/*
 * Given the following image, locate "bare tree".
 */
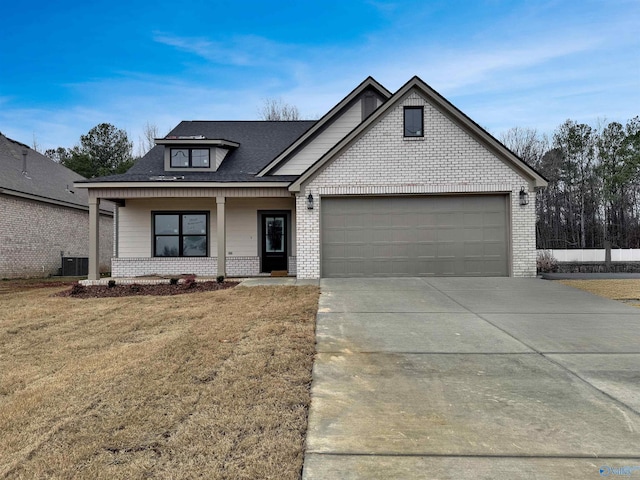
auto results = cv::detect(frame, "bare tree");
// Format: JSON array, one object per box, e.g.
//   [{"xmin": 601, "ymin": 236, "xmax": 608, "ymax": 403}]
[
  {"xmin": 258, "ymin": 98, "xmax": 300, "ymax": 121},
  {"xmin": 31, "ymin": 133, "xmax": 42, "ymax": 153},
  {"xmin": 138, "ymin": 122, "xmax": 160, "ymax": 156},
  {"xmin": 499, "ymin": 127, "xmax": 549, "ymax": 165}
]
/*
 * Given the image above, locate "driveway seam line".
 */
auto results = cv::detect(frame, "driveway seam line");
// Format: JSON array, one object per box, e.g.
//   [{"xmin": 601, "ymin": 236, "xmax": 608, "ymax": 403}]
[
  {"xmin": 305, "ymin": 452, "xmax": 640, "ymax": 459},
  {"xmin": 421, "ymin": 279, "xmax": 640, "ymax": 418},
  {"xmin": 316, "ymin": 351, "xmax": 640, "ymax": 355}
]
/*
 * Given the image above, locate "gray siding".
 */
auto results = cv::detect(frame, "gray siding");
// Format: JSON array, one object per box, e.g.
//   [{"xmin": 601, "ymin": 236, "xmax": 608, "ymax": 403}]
[{"xmin": 274, "ymin": 101, "xmax": 363, "ymax": 175}]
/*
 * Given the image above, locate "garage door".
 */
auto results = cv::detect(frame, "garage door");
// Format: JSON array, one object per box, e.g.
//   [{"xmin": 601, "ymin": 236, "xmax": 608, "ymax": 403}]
[{"xmin": 321, "ymin": 195, "xmax": 508, "ymax": 277}]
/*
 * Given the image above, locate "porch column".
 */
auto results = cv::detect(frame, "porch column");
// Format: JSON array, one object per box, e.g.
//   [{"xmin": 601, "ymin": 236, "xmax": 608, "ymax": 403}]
[
  {"xmin": 216, "ymin": 196, "xmax": 226, "ymax": 277},
  {"xmin": 88, "ymin": 197, "xmax": 100, "ymax": 281}
]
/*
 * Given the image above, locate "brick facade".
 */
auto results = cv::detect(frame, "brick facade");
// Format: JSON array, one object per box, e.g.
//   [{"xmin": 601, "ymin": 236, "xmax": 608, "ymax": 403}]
[
  {"xmin": 111, "ymin": 256, "xmax": 297, "ymax": 278},
  {"xmin": 0, "ymin": 194, "xmax": 113, "ymax": 278},
  {"xmin": 295, "ymin": 91, "xmax": 537, "ymax": 279}
]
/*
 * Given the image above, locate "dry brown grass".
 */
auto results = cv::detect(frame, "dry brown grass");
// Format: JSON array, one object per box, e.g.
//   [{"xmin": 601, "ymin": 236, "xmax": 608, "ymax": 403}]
[
  {"xmin": 0, "ymin": 284, "xmax": 319, "ymax": 479},
  {"xmin": 558, "ymin": 279, "xmax": 640, "ymax": 307}
]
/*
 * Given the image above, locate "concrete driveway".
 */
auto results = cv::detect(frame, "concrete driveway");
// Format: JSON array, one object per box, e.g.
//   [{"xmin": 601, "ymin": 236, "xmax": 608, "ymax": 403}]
[{"xmin": 302, "ymin": 278, "xmax": 640, "ymax": 479}]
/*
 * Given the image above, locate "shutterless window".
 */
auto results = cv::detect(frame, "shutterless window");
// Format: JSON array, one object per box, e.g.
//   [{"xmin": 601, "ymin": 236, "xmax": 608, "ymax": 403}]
[
  {"xmin": 404, "ymin": 106, "xmax": 424, "ymax": 137},
  {"xmin": 170, "ymin": 148, "xmax": 210, "ymax": 168},
  {"xmin": 153, "ymin": 212, "xmax": 208, "ymax": 257}
]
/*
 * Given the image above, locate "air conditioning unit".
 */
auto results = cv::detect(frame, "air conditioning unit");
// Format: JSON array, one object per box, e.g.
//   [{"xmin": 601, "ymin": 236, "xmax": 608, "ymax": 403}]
[{"xmin": 61, "ymin": 257, "xmax": 89, "ymax": 276}]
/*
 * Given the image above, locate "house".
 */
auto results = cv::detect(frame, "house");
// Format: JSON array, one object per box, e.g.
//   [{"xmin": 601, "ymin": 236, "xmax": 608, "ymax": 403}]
[
  {"xmin": 0, "ymin": 133, "xmax": 113, "ymax": 278},
  {"xmin": 75, "ymin": 76, "xmax": 547, "ymax": 281}
]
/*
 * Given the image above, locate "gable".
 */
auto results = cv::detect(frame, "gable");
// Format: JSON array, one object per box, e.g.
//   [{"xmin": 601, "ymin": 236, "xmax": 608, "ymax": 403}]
[
  {"xmin": 272, "ymin": 97, "xmax": 365, "ymax": 175},
  {"xmin": 290, "ymin": 77, "xmax": 547, "ymax": 192},
  {"xmin": 307, "ymin": 90, "xmax": 531, "ymax": 189},
  {"xmin": 259, "ymin": 77, "xmax": 391, "ymax": 177}
]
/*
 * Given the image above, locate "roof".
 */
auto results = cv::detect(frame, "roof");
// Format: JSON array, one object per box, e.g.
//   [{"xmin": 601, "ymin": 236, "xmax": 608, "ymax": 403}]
[
  {"xmin": 289, "ymin": 76, "xmax": 548, "ymax": 191},
  {"xmin": 79, "ymin": 120, "xmax": 316, "ymax": 184},
  {"xmin": 0, "ymin": 133, "xmax": 111, "ymax": 211},
  {"xmin": 76, "ymin": 76, "xmax": 546, "ymax": 191}
]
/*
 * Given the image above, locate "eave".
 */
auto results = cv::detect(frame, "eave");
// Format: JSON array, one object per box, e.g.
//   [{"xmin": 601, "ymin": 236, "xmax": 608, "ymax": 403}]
[
  {"xmin": 74, "ymin": 181, "xmax": 292, "ymax": 189},
  {"xmin": 154, "ymin": 138, "xmax": 240, "ymax": 148},
  {"xmin": 0, "ymin": 187, "xmax": 113, "ymax": 215}
]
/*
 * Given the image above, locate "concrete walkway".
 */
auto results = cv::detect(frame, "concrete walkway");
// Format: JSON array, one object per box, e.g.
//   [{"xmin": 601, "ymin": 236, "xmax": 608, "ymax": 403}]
[{"xmin": 303, "ymin": 278, "xmax": 640, "ymax": 479}]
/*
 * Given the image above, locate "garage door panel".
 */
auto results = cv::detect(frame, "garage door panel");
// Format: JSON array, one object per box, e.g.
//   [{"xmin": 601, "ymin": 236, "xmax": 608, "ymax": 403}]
[
  {"xmin": 322, "ymin": 195, "xmax": 508, "ymax": 277},
  {"xmin": 483, "ymin": 226, "xmax": 506, "ymax": 242}
]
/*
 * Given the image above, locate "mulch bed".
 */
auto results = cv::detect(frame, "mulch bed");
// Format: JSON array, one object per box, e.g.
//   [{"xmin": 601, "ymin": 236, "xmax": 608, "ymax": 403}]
[{"xmin": 55, "ymin": 281, "xmax": 239, "ymax": 298}]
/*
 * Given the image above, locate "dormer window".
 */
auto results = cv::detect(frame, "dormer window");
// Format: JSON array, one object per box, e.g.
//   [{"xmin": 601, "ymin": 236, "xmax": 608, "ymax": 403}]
[
  {"xmin": 158, "ymin": 138, "xmax": 239, "ymax": 172},
  {"xmin": 170, "ymin": 148, "xmax": 210, "ymax": 168}
]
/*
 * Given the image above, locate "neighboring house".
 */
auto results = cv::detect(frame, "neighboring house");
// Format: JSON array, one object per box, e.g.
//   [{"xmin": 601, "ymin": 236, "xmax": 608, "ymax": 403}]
[
  {"xmin": 0, "ymin": 133, "xmax": 113, "ymax": 278},
  {"xmin": 76, "ymin": 76, "xmax": 547, "ymax": 281}
]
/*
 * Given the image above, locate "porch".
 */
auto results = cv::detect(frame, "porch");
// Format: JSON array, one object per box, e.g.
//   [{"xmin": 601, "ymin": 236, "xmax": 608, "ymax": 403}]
[{"xmin": 85, "ymin": 185, "xmax": 298, "ymax": 280}]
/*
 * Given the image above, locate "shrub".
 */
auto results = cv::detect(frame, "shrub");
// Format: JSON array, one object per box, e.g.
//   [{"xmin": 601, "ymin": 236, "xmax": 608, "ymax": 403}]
[
  {"xmin": 183, "ymin": 275, "xmax": 197, "ymax": 288},
  {"xmin": 107, "ymin": 280, "xmax": 116, "ymax": 288},
  {"xmin": 216, "ymin": 275, "xmax": 225, "ymax": 284},
  {"xmin": 537, "ymin": 250, "xmax": 558, "ymax": 273},
  {"xmin": 169, "ymin": 278, "xmax": 179, "ymax": 285}
]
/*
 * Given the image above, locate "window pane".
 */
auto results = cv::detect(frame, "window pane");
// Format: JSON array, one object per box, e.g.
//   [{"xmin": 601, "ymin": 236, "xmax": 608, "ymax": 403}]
[
  {"xmin": 404, "ymin": 108, "xmax": 423, "ymax": 136},
  {"xmin": 266, "ymin": 217, "xmax": 284, "ymax": 253},
  {"xmin": 170, "ymin": 149, "xmax": 189, "ymax": 167},
  {"xmin": 182, "ymin": 214, "xmax": 207, "ymax": 234},
  {"xmin": 183, "ymin": 236, "xmax": 207, "ymax": 256},
  {"xmin": 155, "ymin": 214, "xmax": 179, "ymax": 234},
  {"xmin": 156, "ymin": 237, "xmax": 179, "ymax": 256},
  {"xmin": 191, "ymin": 149, "xmax": 209, "ymax": 167}
]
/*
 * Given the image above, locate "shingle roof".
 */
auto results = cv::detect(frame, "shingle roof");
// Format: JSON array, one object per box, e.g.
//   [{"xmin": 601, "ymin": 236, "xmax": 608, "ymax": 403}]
[
  {"xmin": 79, "ymin": 120, "xmax": 316, "ymax": 184},
  {"xmin": 0, "ymin": 133, "xmax": 94, "ymax": 209}
]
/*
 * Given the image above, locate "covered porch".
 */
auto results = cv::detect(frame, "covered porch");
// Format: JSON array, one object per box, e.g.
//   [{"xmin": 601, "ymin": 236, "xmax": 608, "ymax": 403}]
[{"xmin": 84, "ymin": 185, "xmax": 298, "ymax": 280}]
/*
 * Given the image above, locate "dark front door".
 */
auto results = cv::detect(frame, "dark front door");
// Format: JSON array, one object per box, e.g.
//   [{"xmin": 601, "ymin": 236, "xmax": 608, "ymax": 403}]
[{"xmin": 261, "ymin": 214, "xmax": 287, "ymax": 273}]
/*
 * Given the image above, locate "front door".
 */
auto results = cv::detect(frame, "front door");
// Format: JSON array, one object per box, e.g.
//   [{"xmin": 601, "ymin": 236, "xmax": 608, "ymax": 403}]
[{"xmin": 261, "ymin": 214, "xmax": 287, "ymax": 273}]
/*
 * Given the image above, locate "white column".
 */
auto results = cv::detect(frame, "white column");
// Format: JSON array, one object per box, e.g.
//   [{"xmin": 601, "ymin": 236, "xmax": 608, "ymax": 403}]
[
  {"xmin": 216, "ymin": 196, "xmax": 226, "ymax": 277},
  {"xmin": 88, "ymin": 197, "xmax": 100, "ymax": 280}
]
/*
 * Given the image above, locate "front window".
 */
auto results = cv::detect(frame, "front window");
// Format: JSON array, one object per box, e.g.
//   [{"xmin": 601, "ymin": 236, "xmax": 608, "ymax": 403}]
[
  {"xmin": 404, "ymin": 106, "xmax": 424, "ymax": 137},
  {"xmin": 153, "ymin": 212, "xmax": 208, "ymax": 257},
  {"xmin": 170, "ymin": 148, "xmax": 210, "ymax": 168}
]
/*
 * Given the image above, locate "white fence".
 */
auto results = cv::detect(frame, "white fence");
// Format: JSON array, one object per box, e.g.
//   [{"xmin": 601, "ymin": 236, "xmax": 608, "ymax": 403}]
[{"xmin": 538, "ymin": 249, "xmax": 640, "ymax": 262}]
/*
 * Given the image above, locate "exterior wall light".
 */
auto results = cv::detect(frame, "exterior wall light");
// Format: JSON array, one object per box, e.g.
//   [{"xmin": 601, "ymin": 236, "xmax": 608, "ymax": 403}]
[
  {"xmin": 307, "ymin": 193, "xmax": 314, "ymax": 210},
  {"xmin": 519, "ymin": 186, "xmax": 529, "ymax": 206}
]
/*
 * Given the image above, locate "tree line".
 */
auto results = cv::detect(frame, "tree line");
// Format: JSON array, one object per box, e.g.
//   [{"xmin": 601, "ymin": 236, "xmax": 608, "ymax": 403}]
[{"xmin": 500, "ymin": 117, "xmax": 640, "ymax": 249}]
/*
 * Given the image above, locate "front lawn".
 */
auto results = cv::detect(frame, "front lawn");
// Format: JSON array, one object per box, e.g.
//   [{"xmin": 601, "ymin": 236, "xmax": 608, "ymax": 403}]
[
  {"xmin": 0, "ymin": 284, "xmax": 319, "ymax": 479},
  {"xmin": 558, "ymin": 279, "xmax": 640, "ymax": 307}
]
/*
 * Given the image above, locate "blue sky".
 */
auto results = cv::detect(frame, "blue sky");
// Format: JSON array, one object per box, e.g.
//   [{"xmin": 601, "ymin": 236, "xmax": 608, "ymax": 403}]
[{"xmin": 1, "ymin": 0, "xmax": 638, "ymax": 154}]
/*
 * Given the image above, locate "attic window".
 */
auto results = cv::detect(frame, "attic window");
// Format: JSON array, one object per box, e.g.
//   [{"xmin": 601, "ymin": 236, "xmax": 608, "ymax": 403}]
[
  {"xmin": 170, "ymin": 148, "xmax": 210, "ymax": 168},
  {"xmin": 404, "ymin": 106, "xmax": 423, "ymax": 137}
]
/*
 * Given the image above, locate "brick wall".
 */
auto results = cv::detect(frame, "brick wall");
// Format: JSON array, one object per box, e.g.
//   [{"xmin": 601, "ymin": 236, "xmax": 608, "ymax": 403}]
[
  {"xmin": 112, "ymin": 256, "xmax": 297, "ymax": 277},
  {"xmin": 296, "ymin": 91, "xmax": 537, "ymax": 279},
  {"xmin": 112, "ymin": 257, "xmax": 218, "ymax": 277},
  {"xmin": 0, "ymin": 194, "xmax": 113, "ymax": 278}
]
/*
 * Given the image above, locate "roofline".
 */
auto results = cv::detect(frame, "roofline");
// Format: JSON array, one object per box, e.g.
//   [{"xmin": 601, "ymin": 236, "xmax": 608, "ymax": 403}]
[
  {"xmin": 74, "ymin": 181, "xmax": 293, "ymax": 189},
  {"xmin": 154, "ymin": 138, "xmax": 240, "ymax": 148},
  {"xmin": 0, "ymin": 188, "xmax": 113, "ymax": 215},
  {"xmin": 256, "ymin": 76, "xmax": 392, "ymax": 177},
  {"xmin": 289, "ymin": 76, "xmax": 548, "ymax": 192}
]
